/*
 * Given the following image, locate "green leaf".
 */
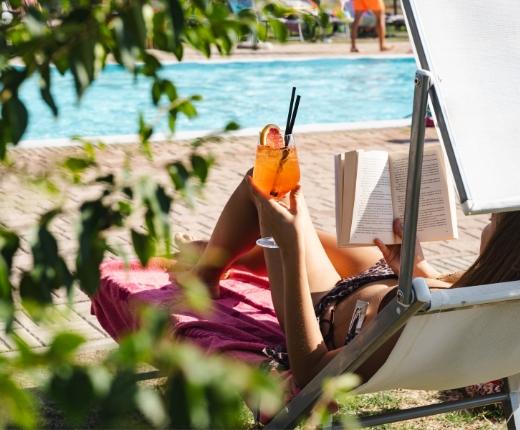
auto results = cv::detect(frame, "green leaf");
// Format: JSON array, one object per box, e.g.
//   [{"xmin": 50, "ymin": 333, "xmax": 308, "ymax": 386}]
[
  {"xmin": 109, "ymin": 332, "xmax": 152, "ymax": 367},
  {"xmin": 122, "ymin": 186, "xmax": 133, "ymax": 199},
  {"xmin": 172, "ymin": 43, "xmax": 184, "ymax": 61},
  {"xmin": 2, "ymin": 96, "xmax": 28, "ymax": 144},
  {"xmin": 138, "ymin": 114, "xmax": 153, "ymax": 141},
  {"xmin": 177, "ymin": 99, "xmax": 197, "ymax": 118},
  {"xmin": 155, "ymin": 184, "xmax": 172, "ymax": 214},
  {"xmin": 117, "ymin": 200, "xmax": 132, "ymax": 217},
  {"xmin": 11, "ymin": 333, "xmax": 41, "ymax": 367},
  {"xmin": 0, "ymin": 227, "xmax": 19, "ymax": 302},
  {"xmin": 76, "ymin": 200, "xmax": 111, "ymax": 295},
  {"xmin": 25, "ymin": 6, "xmax": 47, "ymax": 36},
  {"xmin": 70, "ymin": 35, "xmax": 96, "ymax": 99},
  {"xmin": 256, "ymin": 21, "xmax": 268, "ymax": 41},
  {"xmin": 137, "ymin": 180, "xmax": 172, "ymax": 257},
  {"xmin": 139, "ymin": 307, "xmax": 170, "ymax": 341},
  {"xmin": 135, "ymin": 388, "xmax": 168, "ymax": 428},
  {"xmin": 63, "ymin": 156, "xmax": 95, "ymax": 175},
  {"xmin": 224, "ymin": 121, "xmax": 240, "ymax": 131},
  {"xmin": 96, "ymin": 370, "xmax": 139, "ymax": 422},
  {"xmin": 164, "ymin": 372, "xmax": 192, "ymax": 428},
  {"xmin": 47, "ymin": 332, "xmax": 86, "ymax": 363},
  {"xmin": 151, "ymin": 80, "xmax": 161, "ymax": 106},
  {"xmin": 191, "ymin": 154, "xmax": 210, "ymax": 183},
  {"xmin": 138, "ymin": 113, "xmax": 153, "ymax": 158},
  {"xmin": 39, "ymin": 63, "xmax": 58, "ymax": 116},
  {"xmin": 95, "ymin": 174, "xmax": 114, "ymax": 185},
  {"xmin": 268, "ymin": 18, "xmax": 288, "ymax": 41},
  {"xmin": 176, "ymin": 272, "xmax": 211, "ymax": 313},
  {"xmin": 19, "ymin": 271, "xmax": 53, "ymax": 305},
  {"xmin": 131, "ymin": 229, "xmax": 155, "ymax": 266},
  {"xmin": 112, "ymin": 17, "xmax": 136, "ymax": 71},
  {"xmin": 167, "ymin": 0, "xmax": 185, "ymax": 44},
  {"xmin": 87, "ymin": 366, "xmax": 112, "ymax": 397},
  {"xmin": 21, "ymin": 210, "xmax": 74, "ymax": 306},
  {"xmin": 168, "ymin": 112, "xmax": 177, "ymax": 133},
  {"xmin": 0, "ymin": 301, "xmax": 15, "ymax": 333},
  {"xmin": 48, "ymin": 366, "xmax": 96, "ymax": 423},
  {"xmin": 125, "ymin": 3, "xmax": 147, "ymax": 51},
  {"xmin": 163, "ymin": 80, "xmax": 178, "ymax": 101},
  {"xmin": 112, "ymin": 3, "xmax": 147, "ymax": 72},
  {"xmin": 142, "ymin": 52, "xmax": 162, "ymax": 77},
  {"xmin": 167, "ymin": 161, "xmax": 190, "ymax": 191},
  {"xmin": 0, "ymin": 373, "xmax": 37, "ymax": 430}
]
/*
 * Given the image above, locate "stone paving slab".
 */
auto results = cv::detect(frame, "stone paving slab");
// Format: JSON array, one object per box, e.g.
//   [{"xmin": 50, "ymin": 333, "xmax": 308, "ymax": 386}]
[{"xmin": 0, "ymin": 126, "xmax": 488, "ymax": 353}]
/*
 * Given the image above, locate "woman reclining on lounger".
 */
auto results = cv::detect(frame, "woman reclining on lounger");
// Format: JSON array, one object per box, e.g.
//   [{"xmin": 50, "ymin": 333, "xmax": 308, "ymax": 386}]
[{"xmin": 168, "ymin": 170, "xmax": 520, "ymax": 389}]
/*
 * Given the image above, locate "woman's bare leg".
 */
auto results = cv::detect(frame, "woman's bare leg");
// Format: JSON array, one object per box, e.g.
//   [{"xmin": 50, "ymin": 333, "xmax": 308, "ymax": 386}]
[
  {"xmin": 191, "ymin": 174, "xmax": 261, "ymax": 297},
  {"xmin": 187, "ymin": 172, "xmax": 383, "ymax": 326},
  {"xmin": 315, "ymin": 231, "xmax": 384, "ymax": 278},
  {"xmin": 233, "ymin": 231, "xmax": 383, "ymax": 279}
]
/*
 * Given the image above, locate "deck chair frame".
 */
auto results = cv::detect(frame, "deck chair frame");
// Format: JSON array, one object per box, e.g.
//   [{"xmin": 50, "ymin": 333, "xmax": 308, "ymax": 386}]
[{"xmin": 264, "ymin": 28, "xmax": 520, "ymax": 430}]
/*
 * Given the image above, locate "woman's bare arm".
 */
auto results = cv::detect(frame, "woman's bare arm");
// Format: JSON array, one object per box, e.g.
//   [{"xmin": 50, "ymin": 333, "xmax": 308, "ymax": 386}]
[{"xmin": 280, "ymin": 238, "xmax": 331, "ymax": 387}]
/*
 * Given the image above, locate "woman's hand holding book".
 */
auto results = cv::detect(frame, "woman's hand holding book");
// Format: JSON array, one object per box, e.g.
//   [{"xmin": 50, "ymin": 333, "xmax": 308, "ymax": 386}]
[{"xmin": 374, "ymin": 218, "xmax": 440, "ymax": 279}]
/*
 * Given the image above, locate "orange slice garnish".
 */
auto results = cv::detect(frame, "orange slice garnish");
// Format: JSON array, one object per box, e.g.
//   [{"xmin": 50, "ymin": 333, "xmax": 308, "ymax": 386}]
[{"xmin": 259, "ymin": 124, "xmax": 284, "ymax": 149}]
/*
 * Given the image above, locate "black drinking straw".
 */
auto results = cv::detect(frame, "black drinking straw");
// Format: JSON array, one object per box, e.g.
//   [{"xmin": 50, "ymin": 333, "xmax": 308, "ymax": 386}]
[
  {"xmin": 287, "ymin": 95, "xmax": 301, "ymax": 136},
  {"xmin": 284, "ymin": 87, "xmax": 296, "ymax": 146}
]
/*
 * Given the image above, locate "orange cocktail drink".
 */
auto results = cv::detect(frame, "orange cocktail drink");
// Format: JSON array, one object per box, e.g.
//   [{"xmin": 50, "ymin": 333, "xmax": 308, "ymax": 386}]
[
  {"xmin": 252, "ymin": 125, "xmax": 300, "ymax": 199},
  {"xmin": 252, "ymin": 123, "xmax": 301, "ymax": 248},
  {"xmin": 253, "ymin": 144, "xmax": 300, "ymax": 198}
]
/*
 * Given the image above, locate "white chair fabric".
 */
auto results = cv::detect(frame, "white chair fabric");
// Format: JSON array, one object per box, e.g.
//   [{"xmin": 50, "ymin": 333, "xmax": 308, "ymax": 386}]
[
  {"xmin": 407, "ymin": 0, "xmax": 520, "ymax": 213},
  {"xmin": 356, "ymin": 280, "xmax": 520, "ymax": 394}
]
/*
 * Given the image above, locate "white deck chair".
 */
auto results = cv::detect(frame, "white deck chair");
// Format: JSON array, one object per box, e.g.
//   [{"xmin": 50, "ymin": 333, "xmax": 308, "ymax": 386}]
[
  {"xmin": 228, "ymin": 0, "xmax": 308, "ymax": 44},
  {"xmin": 265, "ymin": 0, "xmax": 520, "ymax": 428}
]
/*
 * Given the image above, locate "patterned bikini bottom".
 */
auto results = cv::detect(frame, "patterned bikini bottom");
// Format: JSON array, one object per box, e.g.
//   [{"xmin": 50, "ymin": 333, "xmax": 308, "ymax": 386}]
[{"xmin": 263, "ymin": 259, "xmax": 397, "ymax": 370}]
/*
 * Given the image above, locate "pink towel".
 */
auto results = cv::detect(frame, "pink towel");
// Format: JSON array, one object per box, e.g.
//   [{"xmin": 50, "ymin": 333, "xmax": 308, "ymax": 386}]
[{"xmin": 91, "ymin": 260, "xmax": 286, "ymax": 365}]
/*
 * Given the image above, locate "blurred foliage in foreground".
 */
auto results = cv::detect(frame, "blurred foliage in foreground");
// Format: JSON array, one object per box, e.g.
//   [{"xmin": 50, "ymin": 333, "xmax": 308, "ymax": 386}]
[{"xmin": 0, "ymin": 0, "xmax": 355, "ymax": 428}]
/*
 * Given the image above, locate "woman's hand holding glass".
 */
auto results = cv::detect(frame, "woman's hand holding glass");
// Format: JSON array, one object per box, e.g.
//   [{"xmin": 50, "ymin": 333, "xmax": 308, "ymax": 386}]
[{"xmin": 247, "ymin": 176, "xmax": 303, "ymax": 252}]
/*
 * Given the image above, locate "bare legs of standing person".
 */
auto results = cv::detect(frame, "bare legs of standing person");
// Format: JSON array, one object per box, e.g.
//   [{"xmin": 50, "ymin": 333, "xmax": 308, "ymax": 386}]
[
  {"xmin": 350, "ymin": 8, "xmax": 392, "ymax": 52},
  {"xmin": 350, "ymin": 10, "xmax": 363, "ymax": 52},
  {"xmin": 374, "ymin": 10, "xmax": 392, "ymax": 51}
]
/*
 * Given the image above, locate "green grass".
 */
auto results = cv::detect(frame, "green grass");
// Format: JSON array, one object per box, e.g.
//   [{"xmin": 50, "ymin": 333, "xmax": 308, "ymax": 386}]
[
  {"xmin": 334, "ymin": 389, "xmax": 507, "ymax": 430},
  {"xmin": 35, "ymin": 384, "xmax": 508, "ymax": 429}
]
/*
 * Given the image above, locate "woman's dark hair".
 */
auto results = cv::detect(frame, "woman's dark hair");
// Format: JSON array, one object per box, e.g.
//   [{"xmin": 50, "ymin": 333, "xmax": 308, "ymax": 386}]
[{"xmin": 454, "ymin": 211, "xmax": 520, "ymax": 287}]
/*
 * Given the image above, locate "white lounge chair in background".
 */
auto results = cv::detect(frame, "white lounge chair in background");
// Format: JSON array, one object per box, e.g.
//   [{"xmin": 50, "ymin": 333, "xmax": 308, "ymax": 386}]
[
  {"xmin": 1, "ymin": 0, "xmax": 15, "ymax": 25},
  {"xmin": 265, "ymin": 0, "xmax": 520, "ymax": 428},
  {"xmin": 228, "ymin": 0, "xmax": 308, "ymax": 43}
]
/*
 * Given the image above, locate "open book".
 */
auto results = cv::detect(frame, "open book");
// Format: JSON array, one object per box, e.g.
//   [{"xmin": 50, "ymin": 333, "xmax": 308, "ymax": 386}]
[{"xmin": 335, "ymin": 144, "xmax": 458, "ymax": 246}]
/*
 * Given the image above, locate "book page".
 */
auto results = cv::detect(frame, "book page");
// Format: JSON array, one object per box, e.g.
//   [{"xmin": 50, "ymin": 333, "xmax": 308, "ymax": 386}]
[
  {"xmin": 334, "ymin": 153, "xmax": 345, "ymax": 243},
  {"xmin": 349, "ymin": 151, "xmax": 394, "ymax": 244},
  {"xmin": 389, "ymin": 144, "xmax": 458, "ymax": 243},
  {"xmin": 338, "ymin": 151, "xmax": 360, "ymax": 246}
]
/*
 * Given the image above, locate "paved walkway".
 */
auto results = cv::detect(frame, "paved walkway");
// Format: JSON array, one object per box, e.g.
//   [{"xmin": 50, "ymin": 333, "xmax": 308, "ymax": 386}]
[
  {"xmin": 0, "ymin": 125, "xmax": 488, "ymax": 354},
  {"xmin": 155, "ymin": 39, "xmax": 413, "ymax": 62}
]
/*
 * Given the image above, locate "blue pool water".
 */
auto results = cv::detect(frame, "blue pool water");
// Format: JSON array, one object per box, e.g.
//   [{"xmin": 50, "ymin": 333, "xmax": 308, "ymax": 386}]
[{"xmin": 20, "ymin": 57, "xmax": 416, "ymax": 141}]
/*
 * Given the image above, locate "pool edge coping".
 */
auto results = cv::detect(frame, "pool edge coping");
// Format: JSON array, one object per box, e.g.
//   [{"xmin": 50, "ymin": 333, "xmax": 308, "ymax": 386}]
[
  {"xmin": 154, "ymin": 53, "xmax": 415, "ymax": 65},
  {"xmin": 17, "ymin": 119, "xmax": 411, "ymax": 149}
]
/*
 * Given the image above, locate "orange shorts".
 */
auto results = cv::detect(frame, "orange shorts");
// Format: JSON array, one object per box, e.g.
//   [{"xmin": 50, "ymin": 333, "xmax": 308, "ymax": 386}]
[{"xmin": 353, "ymin": 0, "xmax": 384, "ymax": 12}]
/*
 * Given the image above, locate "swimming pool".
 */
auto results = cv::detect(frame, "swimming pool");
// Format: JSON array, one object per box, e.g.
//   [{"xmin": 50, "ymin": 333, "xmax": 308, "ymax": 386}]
[{"xmin": 20, "ymin": 56, "xmax": 416, "ymax": 142}]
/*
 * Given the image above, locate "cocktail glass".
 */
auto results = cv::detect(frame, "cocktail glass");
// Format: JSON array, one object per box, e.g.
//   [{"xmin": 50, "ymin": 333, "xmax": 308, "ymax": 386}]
[{"xmin": 252, "ymin": 134, "xmax": 300, "ymax": 248}]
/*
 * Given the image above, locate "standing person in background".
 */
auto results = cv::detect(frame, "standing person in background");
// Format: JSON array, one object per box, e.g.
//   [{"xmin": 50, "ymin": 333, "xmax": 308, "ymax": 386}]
[{"xmin": 350, "ymin": 0, "xmax": 392, "ymax": 52}]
